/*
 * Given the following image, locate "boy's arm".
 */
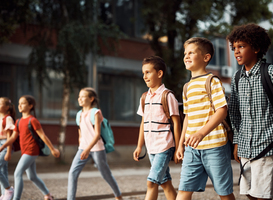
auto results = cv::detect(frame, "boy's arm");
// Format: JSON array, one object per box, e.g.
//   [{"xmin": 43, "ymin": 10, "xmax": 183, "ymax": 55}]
[
  {"xmin": 133, "ymin": 117, "xmax": 145, "ymax": 161},
  {"xmin": 176, "ymin": 114, "xmax": 187, "ymax": 161},
  {"xmin": 185, "ymin": 105, "xmax": 227, "ymax": 148},
  {"xmin": 171, "ymin": 115, "xmax": 181, "ymax": 164}
]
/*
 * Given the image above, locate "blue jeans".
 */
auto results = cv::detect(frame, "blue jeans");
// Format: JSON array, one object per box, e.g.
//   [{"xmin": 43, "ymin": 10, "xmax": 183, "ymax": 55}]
[
  {"xmin": 13, "ymin": 154, "xmax": 49, "ymax": 200},
  {"xmin": 67, "ymin": 149, "xmax": 121, "ymax": 200},
  {"xmin": 147, "ymin": 147, "xmax": 174, "ymax": 185},
  {"xmin": 0, "ymin": 139, "xmax": 9, "ymax": 196}
]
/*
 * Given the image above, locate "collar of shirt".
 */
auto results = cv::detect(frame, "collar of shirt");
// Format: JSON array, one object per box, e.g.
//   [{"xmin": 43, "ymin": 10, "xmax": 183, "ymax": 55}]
[
  {"xmin": 241, "ymin": 59, "xmax": 262, "ymax": 78},
  {"xmin": 147, "ymin": 84, "xmax": 166, "ymax": 97}
]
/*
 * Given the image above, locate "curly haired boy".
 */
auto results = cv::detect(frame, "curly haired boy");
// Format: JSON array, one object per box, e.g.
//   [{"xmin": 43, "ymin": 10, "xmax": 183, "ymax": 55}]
[{"xmin": 227, "ymin": 23, "xmax": 273, "ymax": 200}]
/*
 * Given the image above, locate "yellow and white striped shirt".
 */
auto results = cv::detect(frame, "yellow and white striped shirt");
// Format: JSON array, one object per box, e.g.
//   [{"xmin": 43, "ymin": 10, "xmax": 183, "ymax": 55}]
[{"xmin": 183, "ymin": 73, "xmax": 227, "ymax": 149}]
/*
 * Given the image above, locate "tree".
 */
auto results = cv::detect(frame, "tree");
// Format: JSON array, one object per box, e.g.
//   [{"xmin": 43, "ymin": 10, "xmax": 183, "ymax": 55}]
[
  {"xmin": 25, "ymin": 0, "xmax": 123, "ymax": 162},
  {"xmin": 140, "ymin": 0, "xmax": 273, "ymax": 100}
]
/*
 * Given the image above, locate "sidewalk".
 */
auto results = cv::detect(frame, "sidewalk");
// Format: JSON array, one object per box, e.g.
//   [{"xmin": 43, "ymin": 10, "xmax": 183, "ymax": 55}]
[{"xmin": 7, "ymin": 160, "xmax": 248, "ymax": 200}]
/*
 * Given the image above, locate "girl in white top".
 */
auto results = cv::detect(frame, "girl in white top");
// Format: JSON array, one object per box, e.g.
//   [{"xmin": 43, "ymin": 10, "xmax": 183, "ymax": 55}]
[
  {"xmin": 67, "ymin": 87, "xmax": 122, "ymax": 200},
  {"xmin": 0, "ymin": 97, "xmax": 15, "ymax": 200}
]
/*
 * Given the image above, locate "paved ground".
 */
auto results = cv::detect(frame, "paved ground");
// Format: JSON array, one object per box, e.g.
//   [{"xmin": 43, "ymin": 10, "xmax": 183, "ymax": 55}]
[{"xmin": 6, "ymin": 160, "xmax": 248, "ymax": 200}]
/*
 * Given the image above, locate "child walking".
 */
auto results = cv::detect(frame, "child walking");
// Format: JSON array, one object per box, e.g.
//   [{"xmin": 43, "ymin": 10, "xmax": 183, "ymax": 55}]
[
  {"xmin": 176, "ymin": 37, "xmax": 235, "ymax": 200},
  {"xmin": 67, "ymin": 87, "xmax": 123, "ymax": 200},
  {"xmin": 0, "ymin": 97, "xmax": 15, "ymax": 200},
  {"xmin": 0, "ymin": 95, "xmax": 60, "ymax": 200},
  {"xmin": 133, "ymin": 56, "xmax": 181, "ymax": 200},
  {"xmin": 227, "ymin": 24, "xmax": 273, "ymax": 200}
]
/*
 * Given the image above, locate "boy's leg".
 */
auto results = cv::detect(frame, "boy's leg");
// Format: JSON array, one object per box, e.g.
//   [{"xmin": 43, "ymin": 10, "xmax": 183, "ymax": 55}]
[
  {"xmin": 240, "ymin": 156, "xmax": 273, "ymax": 200},
  {"xmin": 147, "ymin": 148, "xmax": 174, "ymax": 200},
  {"xmin": 203, "ymin": 143, "xmax": 234, "ymax": 197},
  {"xmin": 161, "ymin": 180, "xmax": 176, "ymax": 200},
  {"xmin": 176, "ymin": 191, "xmax": 193, "ymax": 200},
  {"xmin": 145, "ymin": 181, "xmax": 158, "ymax": 200}
]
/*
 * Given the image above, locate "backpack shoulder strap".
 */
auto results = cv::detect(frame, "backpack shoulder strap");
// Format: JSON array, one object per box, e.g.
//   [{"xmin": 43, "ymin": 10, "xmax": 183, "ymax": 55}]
[
  {"xmin": 90, "ymin": 108, "xmax": 99, "ymax": 125},
  {"xmin": 261, "ymin": 63, "xmax": 273, "ymax": 107},
  {"xmin": 205, "ymin": 74, "xmax": 221, "ymax": 111},
  {"xmin": 161, "ymin": 89, "xmax": 175, "ymax": 119},
  {"xmin": 28, "ymin": 117, "xmax": 39, "ymax": 142},
  {"xmin": 183, "ymin": 82, "xmax": 189, "ymax": 101},
  {"xmin": 16, "ymin": 118, "xmax": 21, "ymax": 132},
  {"xmin": 141, "ymin": 92, "xmax": 148, "ymax": 113},
  {"xmin": 235, "ymin": 69, "xmax": 241, "ymax": 92},
  {"xmin": 76, "ymin": 110, "xmax": 82, "ymax": 126}
]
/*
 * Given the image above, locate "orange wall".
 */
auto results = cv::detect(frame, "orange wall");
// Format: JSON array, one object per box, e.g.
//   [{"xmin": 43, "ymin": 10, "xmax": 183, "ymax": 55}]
[{"xmin": 42, "ymin": 124, "xmax": 139, "ymax": 146}]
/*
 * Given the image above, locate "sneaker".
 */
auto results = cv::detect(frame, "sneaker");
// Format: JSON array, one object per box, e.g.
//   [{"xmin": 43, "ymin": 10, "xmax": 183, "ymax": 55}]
[
  {"xmin": 44, "ymin": 194, "xmax": 54, "ymax": 200},
  {"xmin": 3, "ymin": 187, "xmax": 13, "ymax": 200}
]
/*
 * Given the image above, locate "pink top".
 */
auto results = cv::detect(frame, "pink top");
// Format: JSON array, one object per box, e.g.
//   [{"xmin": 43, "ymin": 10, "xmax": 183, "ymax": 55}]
[
  {"xmin": 137, "ymin": 84, "xmax": 179, "ymax": 154},
  {"xmin": 0, "ymin": 116, "xmax": 15, "ymax": 139},
  {"xmin": 79, "ymin": 109, "xmax": 105, "ymax": 152}
]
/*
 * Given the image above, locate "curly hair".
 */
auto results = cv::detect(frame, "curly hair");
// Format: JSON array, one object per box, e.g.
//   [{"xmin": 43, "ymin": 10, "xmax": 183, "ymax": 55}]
[{"xmin": 226, "ymin": 23, "xmax": 271, "ymax": 59}]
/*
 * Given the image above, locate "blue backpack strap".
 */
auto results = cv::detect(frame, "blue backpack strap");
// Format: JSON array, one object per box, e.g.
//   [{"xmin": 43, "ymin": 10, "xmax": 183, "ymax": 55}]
[
  {"xmin": 90, "ymin": 108, "xmax": 99, "ymax": 125},
  {"xmin": 76, "ymin": 110, "xmax": 82, "ymax": 126}
]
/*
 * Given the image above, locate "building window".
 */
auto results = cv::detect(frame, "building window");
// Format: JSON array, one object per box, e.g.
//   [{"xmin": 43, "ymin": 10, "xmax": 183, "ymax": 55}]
[
  {"xmin": 98, "ymin": 72, "xmax": 146, "ymax": 123},
  {"xmin": 209, "ymin": 38, "xmax": 227, "ymax": 67}
]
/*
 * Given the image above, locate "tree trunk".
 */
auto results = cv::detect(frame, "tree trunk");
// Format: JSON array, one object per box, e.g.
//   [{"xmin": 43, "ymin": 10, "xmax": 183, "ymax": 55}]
[{"xmin": 57, "ymin": 69, "xmax": 70, "ymax": 162}]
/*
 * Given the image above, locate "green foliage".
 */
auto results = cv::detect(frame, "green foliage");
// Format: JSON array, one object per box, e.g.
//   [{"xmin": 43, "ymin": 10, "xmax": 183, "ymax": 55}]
[
  {"xmin": 140, "ymin": 0, "xmax": 273, "ymax": 100},
  {"xmin": 24, "ymin": 0, "xmax": 123, "ymax": 90},
  {"xmin": 0, "ymin": 0, "xmax": 36, "ymax": 44}
]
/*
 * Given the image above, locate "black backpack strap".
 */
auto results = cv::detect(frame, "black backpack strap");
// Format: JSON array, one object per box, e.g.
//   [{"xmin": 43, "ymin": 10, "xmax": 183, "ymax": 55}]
[
  {"xmin": 28, "ymin": 118, "xmax": 44, "ymax": 149},
  {"xmin": 235, "ymin": 69, "xmax": 241, "ymax": 92},
  {"xmin": 261, "ymin": 63, "xmax": 273, "ymax": 107},
  {"xmin": 16, "ymin": 118, "xmax": 21, "ymax": 131}
]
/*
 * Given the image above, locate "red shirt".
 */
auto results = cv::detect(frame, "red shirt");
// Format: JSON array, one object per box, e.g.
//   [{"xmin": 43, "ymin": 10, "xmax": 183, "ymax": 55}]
[{"xmin": 14, "ymin": 116, "xmax": 41, "ymax": 156}]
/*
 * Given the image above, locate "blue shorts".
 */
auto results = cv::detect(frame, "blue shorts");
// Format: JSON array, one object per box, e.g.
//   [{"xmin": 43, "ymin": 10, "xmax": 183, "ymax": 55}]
[
  {"xmin": 179, "ymin": 142, "xmax": 233, "ymax": 196},
  {"xmin": 147, "ymin": 147, "xmax": 174, "ymax": 185}
]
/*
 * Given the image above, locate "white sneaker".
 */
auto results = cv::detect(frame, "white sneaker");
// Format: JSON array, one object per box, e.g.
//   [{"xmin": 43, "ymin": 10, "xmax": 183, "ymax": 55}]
[{"xmin": 3, "ymin": 187, "xmax": 13, "ymax": 200}]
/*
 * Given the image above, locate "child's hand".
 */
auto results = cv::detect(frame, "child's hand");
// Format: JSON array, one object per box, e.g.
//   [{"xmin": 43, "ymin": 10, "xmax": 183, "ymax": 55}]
[
  {"xmin": 233, "ymin": 144, "xmax": 240, "ymax": 163},
  {"xmin": 184, "ymin": 131, "xmax": 205, "ymax": 148},
  {"xmin": 52, "ymin": 148, "xmax": 60, "ymax": 158},
  {"xmin": 80, "ymin": 149, "xmax": 90, "ymax": 160},
  {"xmin": 133, "ymin": 147, "xmax": 142, "ymax": 161},
  {"xmin": 173, "ymin": 149, "xmax": 181, "ymax": 164},
  {"xmin": 176, "ymin": 145, "xmax": 185, "ymax": 162},
  {"xmin": 4, "ymin": 152, "xmax": 11, "ymax": 161}
]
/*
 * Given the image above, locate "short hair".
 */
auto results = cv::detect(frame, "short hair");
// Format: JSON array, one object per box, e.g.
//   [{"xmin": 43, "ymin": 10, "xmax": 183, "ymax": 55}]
[
  {"xmin": 142, "ymin": 56, "xmax": 166, "ymax": 77},
  {"xmin": 226, "ymin": 23, "xmax": 271, "ymax": 59},
  {"xmin": 184, "ymin": 37, "xmax": 214, "ymax": 62}
]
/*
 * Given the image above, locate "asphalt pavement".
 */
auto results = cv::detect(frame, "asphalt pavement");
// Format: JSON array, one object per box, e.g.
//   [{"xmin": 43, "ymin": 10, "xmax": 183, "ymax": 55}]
[{"xmin": 6, "ymin": 160, "xmax": 248, "ymax": 200}]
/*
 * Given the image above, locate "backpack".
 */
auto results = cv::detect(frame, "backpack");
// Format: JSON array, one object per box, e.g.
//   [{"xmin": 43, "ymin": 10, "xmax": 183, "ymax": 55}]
[
  {"xmin": 17, "ymin": 118, "xmax": 50, "ymax": 156},
  {"xmin": 141, "ymin": 90, "xmax": 184, "ymax": 133},
  {"xmin": 183, "ymin": 74, "xmax": 234, "ymax": 159},
  {"xmin": 76, "ymin": 108, "xmax": 115, "ymax": 153},
  {"xmin": 2, "ymin": 115, "xmax": 20, "ymax": 152}
]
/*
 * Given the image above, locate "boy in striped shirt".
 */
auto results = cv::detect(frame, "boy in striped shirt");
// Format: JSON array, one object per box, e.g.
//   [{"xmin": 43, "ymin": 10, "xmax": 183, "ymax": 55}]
[{"xmin": 176, "ymin": 37, "xmax": 235, "ymax": 200}]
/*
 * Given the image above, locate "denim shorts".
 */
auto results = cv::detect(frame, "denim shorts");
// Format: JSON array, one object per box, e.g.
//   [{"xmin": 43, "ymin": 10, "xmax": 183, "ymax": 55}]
[
  {"xmin": 147, "ymin": 147, "xmax": 174, "ymax": 185},
  {"xmin": 179, "ymin": 143, "xmax": 233, "ymax": 196}
]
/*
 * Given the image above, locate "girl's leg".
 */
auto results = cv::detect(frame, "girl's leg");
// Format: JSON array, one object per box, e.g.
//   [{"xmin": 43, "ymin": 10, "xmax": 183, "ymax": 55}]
[
  {"xmin": 67, "ymin": 149, "xmax": 90, "ymax": 200},
  {"xmin": 0, "ymin": 140, "xmax": 10, "ymax": 195},
  {"xmin": 13, "ymin": 154, "xmax": 37, "ymax": 200},
  {"xmin": 25, "ymin": 157, "xmax": 50, "ymax": 196},
  {"xmin": 92, "ymin": 150, "xmax": 122, "ymax": 198}
]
